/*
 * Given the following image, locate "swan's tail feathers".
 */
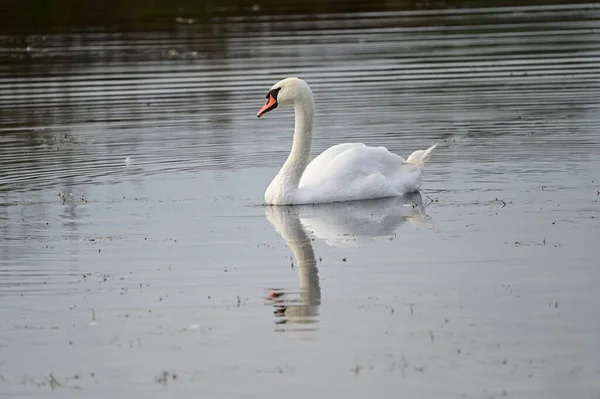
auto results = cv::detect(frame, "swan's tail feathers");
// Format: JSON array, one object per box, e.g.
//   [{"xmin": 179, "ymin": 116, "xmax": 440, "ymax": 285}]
[{"xmin": 406, "ymin": 143, "xmax": 438, "ymax": 166}]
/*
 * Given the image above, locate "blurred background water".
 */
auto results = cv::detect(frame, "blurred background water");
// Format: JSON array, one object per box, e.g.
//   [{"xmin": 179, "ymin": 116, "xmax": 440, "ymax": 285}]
[{"xmin": 0, "ymin": 1, "xmax": 599, "ymax": 398}]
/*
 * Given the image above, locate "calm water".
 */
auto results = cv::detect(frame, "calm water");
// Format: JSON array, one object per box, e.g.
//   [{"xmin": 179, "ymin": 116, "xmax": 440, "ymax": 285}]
[{"xmin": 1, "ymin": 2, "xmax": 600, "ymax": 398}]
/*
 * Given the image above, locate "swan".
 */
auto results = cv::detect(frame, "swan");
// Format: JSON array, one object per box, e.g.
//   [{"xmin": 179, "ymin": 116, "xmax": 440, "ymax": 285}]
[{"xmin": 257, "ymin": 77, "xmax": 438, "ymax": 206}]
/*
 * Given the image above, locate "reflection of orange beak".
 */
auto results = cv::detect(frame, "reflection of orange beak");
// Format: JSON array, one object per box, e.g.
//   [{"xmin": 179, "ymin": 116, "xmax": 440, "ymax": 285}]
[{"xmin": 257, "ymin": 94, "xmax": 277, "ymax": 118}]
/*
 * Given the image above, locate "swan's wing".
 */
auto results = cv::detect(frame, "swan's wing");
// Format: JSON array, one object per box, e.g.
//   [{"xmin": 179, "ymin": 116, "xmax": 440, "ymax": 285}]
[
  {"xmin": 297, "ymin": 145, "xmax": 420, "ymax": 203},
  {"xmin": 303, "ymin": 145, "xmax": 405, "ymax": 184},
  {"xmin": 302, "ymin": 143, "xmax": 394, "ymax": 188},
  {"xmin": 303, "ymin": 143, "xmax": 366, "ymax": 179}
]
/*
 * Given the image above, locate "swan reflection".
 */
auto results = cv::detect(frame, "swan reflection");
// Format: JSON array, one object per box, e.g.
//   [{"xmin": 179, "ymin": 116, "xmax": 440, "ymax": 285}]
[{"xmin": 264, "ymin": 192, "xmax": 430, "ymax": 329}]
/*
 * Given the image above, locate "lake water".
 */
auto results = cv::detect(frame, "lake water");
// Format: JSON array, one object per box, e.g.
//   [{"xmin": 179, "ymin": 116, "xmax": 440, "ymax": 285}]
[{"xmin": 1, "ymin": 2, "xmax": 600, "ymax": 398}]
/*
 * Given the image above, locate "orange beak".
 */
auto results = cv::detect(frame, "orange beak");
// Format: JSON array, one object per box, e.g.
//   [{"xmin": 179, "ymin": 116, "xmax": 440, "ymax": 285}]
[{"xmin": 257, "ymin": 94, "xmax": 277, "ymax": 118}]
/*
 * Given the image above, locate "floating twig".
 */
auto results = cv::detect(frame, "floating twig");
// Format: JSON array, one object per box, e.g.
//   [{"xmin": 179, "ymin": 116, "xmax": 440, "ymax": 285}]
[{"xmin": 425, "ymin": 195, "xmax": 434, "ymax": 207}]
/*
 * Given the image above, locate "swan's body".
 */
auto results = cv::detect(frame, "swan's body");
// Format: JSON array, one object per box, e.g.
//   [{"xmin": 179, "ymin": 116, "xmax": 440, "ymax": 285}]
[{"xmin": 257, "ymin": 77, "xmax": 437, "ymax": 205}]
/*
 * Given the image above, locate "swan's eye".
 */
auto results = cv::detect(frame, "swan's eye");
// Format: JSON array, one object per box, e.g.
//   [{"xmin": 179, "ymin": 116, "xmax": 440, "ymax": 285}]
[{"xmin": 267, "ymin": 88, "xmax": 281, "ymax": 101}]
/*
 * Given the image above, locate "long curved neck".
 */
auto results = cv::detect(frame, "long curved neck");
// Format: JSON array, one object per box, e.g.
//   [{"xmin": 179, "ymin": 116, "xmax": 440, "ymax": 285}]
[{"xmin": 276, "ymin": 95, "xmax": 314, "ymax": 189}]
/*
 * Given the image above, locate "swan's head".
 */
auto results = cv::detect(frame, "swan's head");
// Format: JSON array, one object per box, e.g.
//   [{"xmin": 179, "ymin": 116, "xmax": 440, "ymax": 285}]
[{"xmin": 257, "ymin": 77, "xmax": 312, "ymax": 118}]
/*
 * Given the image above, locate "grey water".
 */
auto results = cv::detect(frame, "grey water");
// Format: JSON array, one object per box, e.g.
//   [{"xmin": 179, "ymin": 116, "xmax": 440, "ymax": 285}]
[{"xmin": 1, "ymin": 2, "xmax": 599, "ymax": 398}]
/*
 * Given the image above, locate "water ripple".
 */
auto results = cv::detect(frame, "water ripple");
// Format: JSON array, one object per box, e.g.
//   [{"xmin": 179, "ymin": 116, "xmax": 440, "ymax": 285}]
[{"xmin": 1, "ymin": 3, "xmax": 599, "ymax": 193}]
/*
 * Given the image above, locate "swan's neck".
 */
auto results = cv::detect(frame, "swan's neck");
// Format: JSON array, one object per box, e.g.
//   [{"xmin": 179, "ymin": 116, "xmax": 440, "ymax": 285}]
[{"xmin": 276, "ymin": 97, "xmax": 314, "ymax": 190}]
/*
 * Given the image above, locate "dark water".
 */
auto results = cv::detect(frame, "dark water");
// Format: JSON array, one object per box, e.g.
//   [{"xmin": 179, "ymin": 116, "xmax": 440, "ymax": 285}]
[{"xmin": 1, "ymin": 2, "xmax": 599, "ymax": 398}]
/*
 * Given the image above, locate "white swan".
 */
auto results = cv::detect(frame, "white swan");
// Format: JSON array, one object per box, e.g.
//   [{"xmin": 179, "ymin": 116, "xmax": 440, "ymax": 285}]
[{"xmin": 257, "ymin": 77, "xmax": 438, "ymax": 206}]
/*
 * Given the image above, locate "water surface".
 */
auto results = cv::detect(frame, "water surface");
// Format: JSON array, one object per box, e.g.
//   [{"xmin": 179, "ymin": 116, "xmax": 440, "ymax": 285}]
[{"xmin": 1, "ymin": 2, "xmax": 599, "ymax": 398}]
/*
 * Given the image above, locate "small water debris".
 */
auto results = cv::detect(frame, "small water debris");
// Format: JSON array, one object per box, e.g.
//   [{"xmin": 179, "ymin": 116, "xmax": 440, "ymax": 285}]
[
  {"xmin": 42, "ymin": 373, "xmax": 63, "ymax": 390},
  {"xmin": 89, "ymin": 309, "xmax": 96, "ymax": 326},
  {"xmin": 413, "ymin": 366, "xmax": 426, "ymax": 373},
  {"xmin": 155, "ymin": 370, "xmax": 178, "ymax": 385}
]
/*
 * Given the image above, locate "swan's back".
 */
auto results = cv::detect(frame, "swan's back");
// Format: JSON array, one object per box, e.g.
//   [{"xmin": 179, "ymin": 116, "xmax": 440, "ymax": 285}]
[{"xmin": 301, "ymin": 143, "xmax": 366, "ymax": 179}]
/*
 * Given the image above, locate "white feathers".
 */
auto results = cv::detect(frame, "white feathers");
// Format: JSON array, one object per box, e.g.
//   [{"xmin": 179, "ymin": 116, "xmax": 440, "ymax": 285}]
[{"xmin": 260, "ymin": 78, "xmax": 437, "ymax": 205}]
